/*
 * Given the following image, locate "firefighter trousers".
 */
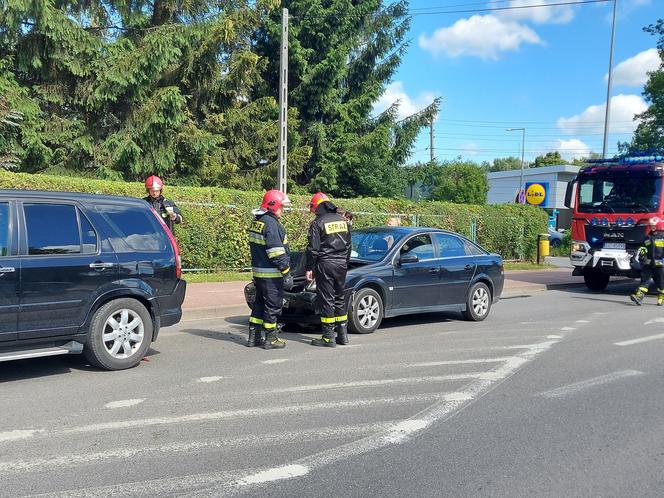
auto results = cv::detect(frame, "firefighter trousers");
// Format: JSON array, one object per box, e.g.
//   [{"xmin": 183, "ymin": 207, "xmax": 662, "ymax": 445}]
[
  {"xmin": 640, "ymin": 265, "xmax": 664, "ymax": 290},
  {"xmin": 250, "ymin": 277, "xmax": 284, "ymax": 331},
  {"xmin": 314, "ymin": 260, "xmax": 348, "ymax": 324}
]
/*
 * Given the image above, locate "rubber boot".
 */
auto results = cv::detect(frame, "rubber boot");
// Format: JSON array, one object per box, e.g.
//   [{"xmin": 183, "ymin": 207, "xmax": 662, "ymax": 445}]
[
  {"xmin": 336, "ymin": 321, "xmax": 349, "ymax": 345},
  {"xmin": 630, "ymin": 286, "xmax": 647, "ymax": 305},
  {"xmin": 311, "ymin": 323, "xmax": 337, "ymax": 348},
  {"xmin": 246, "ymin": 324, "xmax": 264, "ymax": 347},
  {"xmin": 262, "ymin": 327, "xmax": 286, "ymax": 350},
  {"xmin": 658, "ymin": 289, "xmax": 664, "ymax": 306}
]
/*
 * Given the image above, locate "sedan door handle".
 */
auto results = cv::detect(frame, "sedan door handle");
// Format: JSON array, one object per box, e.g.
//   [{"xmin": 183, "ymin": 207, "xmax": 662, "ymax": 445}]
[
  {"xmin": 464, "ymin": 265, "xmax": 473, "ymax": 270},
  {"xmin": 428, "ymin": 267, "xmax": 439, "ymax": 274},
  {"xmin": 89, "ymin": 262, "xmax": 117, "ymax": 270},
  {"xmin": 0, "ymin": 267, "xmax": 15, "ymax": 273}
]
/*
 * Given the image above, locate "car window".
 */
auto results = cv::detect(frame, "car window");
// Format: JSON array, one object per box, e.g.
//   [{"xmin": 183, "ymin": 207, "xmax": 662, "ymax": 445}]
[
  {"xmin": 400, "ymin": 234, "xmax": 434, "ymax": 260},
  {"xmin": 98, "ymin": 205, "xmax": 167, "ymax": 252},
  {"xmin": 0, "ymin": 203, "xmax": 9, "ymax": 257},
  {"xmin": 433, "ymin": 233, "xmax": 468, "ymax": 258},
  {"xmin": 352, "ymin": 231, "xmax": 404, "ymax": 261},
  {"xmin": 80, "ymin": 211, "xmax": 98, "ymax": 254},
  {"xmin": 24, "ymin": 203, "xmax": 81, "ymax": 255},
  {"xmin": 463, "ymin": 240, "xmax": 486, "ymax": 256}
]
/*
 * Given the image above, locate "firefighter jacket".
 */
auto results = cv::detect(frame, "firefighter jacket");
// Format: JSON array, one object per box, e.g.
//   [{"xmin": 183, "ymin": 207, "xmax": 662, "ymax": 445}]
[
  {"xmin": 305, "ymin": 202, "xmax": 352, "ymax": 271},
  {"xmin": 638, "ymin": 230, "xmax": 664, "ymax": 267},
  {"xmin": 144, "ymin": 195, "xmax": 182, "ymax": 233},
  {"xmin": 248, "ymin": 211, "xmax": 291, "ymax": 279}
]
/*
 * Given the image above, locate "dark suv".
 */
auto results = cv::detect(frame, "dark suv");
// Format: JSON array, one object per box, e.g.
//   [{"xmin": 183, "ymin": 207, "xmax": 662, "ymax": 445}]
[{"xmin": 0, "ymin": 190, "xmax": 186, "ymax": 370}]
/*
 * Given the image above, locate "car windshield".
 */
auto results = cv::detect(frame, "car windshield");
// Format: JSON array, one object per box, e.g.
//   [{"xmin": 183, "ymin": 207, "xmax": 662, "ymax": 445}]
[
  {"xmin": 577, "ymin": 173, "xmax": 662, "ymax": 213},
  {"xmin": 351, "ymin": 230, "xmax": 404, "ymax": 261}
]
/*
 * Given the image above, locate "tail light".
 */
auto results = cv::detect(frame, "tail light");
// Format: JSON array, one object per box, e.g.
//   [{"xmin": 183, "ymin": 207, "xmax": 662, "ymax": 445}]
[{"xmin": 150, "ymin": 208, "xmax": 182, "ymax": 278}]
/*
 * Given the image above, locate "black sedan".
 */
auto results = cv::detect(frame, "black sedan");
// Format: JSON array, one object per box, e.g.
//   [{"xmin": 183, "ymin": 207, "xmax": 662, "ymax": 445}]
[{"xmin": 244, "ymin": 227, "xmax": 504, "ymax": 334}]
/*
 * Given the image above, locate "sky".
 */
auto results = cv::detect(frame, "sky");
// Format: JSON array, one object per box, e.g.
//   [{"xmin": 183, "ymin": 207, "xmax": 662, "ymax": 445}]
[{"xmin": 372, "ymin": 0, "xmax": 662, "ymax": 165}]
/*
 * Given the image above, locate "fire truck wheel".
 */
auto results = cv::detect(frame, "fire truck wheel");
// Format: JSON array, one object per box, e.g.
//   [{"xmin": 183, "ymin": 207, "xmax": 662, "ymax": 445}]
[{"xmin": 583, "ymin": 270, "xmax": 610, "ymax": 291}]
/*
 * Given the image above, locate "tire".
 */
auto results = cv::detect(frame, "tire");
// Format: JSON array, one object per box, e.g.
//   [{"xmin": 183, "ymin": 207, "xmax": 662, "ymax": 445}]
[
  {"xmin": 84, "ymin": 298, "xmax": 153, "ymax": 371},
  {"xmin": 348, "ymin": 287, "xmax": 383, "ymax": 334},
  {"xmin": 462, "ymin": 281, "xmax": 492, "ymax": 322},
  {"xmin": 583, "ymin": 270, "xmax": 610, "ymax": 291}
]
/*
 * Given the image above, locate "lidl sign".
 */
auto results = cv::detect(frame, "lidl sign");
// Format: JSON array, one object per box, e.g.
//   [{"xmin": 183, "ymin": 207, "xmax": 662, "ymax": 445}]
[{"xmin": 525, "ymin": 182, "xmax": 549, "ymax": 207}]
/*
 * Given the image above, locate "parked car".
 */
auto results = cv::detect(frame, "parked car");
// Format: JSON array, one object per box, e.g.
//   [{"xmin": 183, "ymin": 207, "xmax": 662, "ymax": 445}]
[
  {"xmin": 0, "ymin": 190, "xmax": 186, "ymax": 370},
  {"xmin": 244, "ymin": 227, "xmax": 503, "ymax": 334},
  {"xmin": 548, "ymin": 227, "xmax": 564, "ymax": 248}
]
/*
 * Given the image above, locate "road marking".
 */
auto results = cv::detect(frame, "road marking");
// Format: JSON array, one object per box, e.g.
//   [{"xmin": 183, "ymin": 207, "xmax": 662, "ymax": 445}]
[
  {"xmin": 407, "ymin": 357, "xmax": 512, "ymax": 367},
  {"xmin": 576, "ymin": 320, "xmax": 589, "ymax": 324},
  {"xmin": 0, "ymin": 393, "xmax": 460, "ymax": 444},
  {"xmin": 0, "ymin": 430, "xmax": 42, "ymax": 443},
  {"xmin": 615, "ymin": 333, "xmax": 664, "ymax": 346},
  {"xmin": 198, "ymin": 376, "xmax": 224, "ymax": 383},
  {"xmin": 644, "ymin": 317, "xmax": 664, "ymax": 326},
  {"xmin": 539, "ymin": 370, "xmax": 644, "ymax": 398},
  {"xmin": 547, "ymin": 335, "xmax": 562, "ymax": 339},
  {"xmin": 104, "ymin": 399, "xmax": 144, "ymax": 409},
  {"xmin": 237, "ymin": 464, "xmax": 309, "ymax": 485},
  {"xmin": 561, "ymin": 327, "xmax": 576, "ymax": 331},
  {"xmin": 261, "ymin": 359, "xmax": 289, "ymax": 365}
]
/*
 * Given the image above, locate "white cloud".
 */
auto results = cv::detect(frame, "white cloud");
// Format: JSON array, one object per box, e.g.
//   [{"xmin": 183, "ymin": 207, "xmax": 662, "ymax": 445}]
[
  {"xmin": 555, "ymin": 139, "xmax": 592, "ymax": 160},
  {"xmin": 373, "ymin": 81, "xmax": 438, "ymax": 120},
  {"xmin": 608, "ymin": 48, "xmax": 660, "ymax": 87},
  {"xmin": 557, "ymin": 94, "xmax": 647, "ymax": 135},
  {"xmin": 418, "ymin": 15, "xmax": 542, "ymax": 60},
  {"xmin": 499, "ymin": 0, "xmax": 575, "ymax": 24}
]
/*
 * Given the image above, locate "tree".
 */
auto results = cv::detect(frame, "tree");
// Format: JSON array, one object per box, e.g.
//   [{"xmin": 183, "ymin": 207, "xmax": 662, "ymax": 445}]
[
  {"xmin": 254, "ymin": 0, "xmax": 438, "ymax": 197},
  {"xmin": 430, "ymin": 160, "xmax": 488, "ymax": 205},
  {"xmin": 487, "ymin": 156, "xmax": 525, "ymax": 172},
  {"xmin": 622, "ymin": 19, "xmax": 664, "ymax": 155},
  {"xmin": 532, "ymin": 151, "xmax": 568, "ymax": 167}
]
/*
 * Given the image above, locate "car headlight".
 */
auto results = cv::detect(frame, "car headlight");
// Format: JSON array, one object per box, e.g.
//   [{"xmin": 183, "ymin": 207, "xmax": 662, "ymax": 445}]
[{"xmin": 571, "ymin": 241, "xmax": 589, "ymax": 253}]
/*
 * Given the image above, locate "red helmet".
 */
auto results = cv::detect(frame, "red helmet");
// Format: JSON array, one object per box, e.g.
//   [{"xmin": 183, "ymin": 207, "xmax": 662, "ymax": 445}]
[
  {"xmin": 309, "ymin": 192, "xmax": 329, "ymax": 213},
  {"xmin": 145, "ymin": 175, "xmax": 164, "ymax": 191},
  {"xmin": 260, "ymin": 189, "xmax": 291, "ymax": 212}
]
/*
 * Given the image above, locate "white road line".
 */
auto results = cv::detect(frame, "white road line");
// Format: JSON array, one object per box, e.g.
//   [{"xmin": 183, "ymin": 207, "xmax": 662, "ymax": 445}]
[
  {"xmin": 576, "ymin": 320, "xmax": 590, "ymax": 324},
  {"xmin": 547, "ymin": 335, "xmax": 562, "ymax": 339},
  {"xmin": 407, "ymin": 357, "xmax": 512, "ymax": 367},
  {"xmin": 561, "ymin": 327, "xmax": 576, "ymax": 331},
  {"xmin": 0, "ymin": 393, "xmax": 458, "ymax": 444},
  {"xmin": 104, "ymin": 399, "xmax": 145, "ymax": 409},
  {"xmin": 0, "ymin": 430, "xmax": 43, "ymax": 443},
  {"xmin": 615, "ymin": 333, "xmax": 664, "ymax": 346},
  {"xmin": 0, "ymin": 422, "xmax": 397, "ymax": 474},
  {"xmin": 539, "ymin": 370, "xmax": 644, "ymax": 398},
  {"xmin": 271, "ymin": 374, "xmax": 489, "ymax": 393},
  {"xmin": 261, "ymin": 359, "xmax": 289, "ymax": 365},
  {"xmin": 644, "ymin": 317, "xmax": 664, "ymax": 326},
  {"xmin": 237, "ymin": 465, "xmax": 309, "ymax": 485},
  {"xmin": 198, "ymin": 376, "xmax": 224, "ymax": 383}
]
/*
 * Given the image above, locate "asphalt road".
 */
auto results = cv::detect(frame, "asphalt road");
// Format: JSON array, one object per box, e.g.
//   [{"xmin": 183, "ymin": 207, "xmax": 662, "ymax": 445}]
[{"xmin": 2, "ymin": 281, "xmax": 664, "ymax": 497}]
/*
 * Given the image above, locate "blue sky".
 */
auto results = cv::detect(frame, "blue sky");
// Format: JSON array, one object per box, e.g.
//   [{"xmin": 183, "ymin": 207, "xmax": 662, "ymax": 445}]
[{"xmin": 372, "ymin": 0, "xmax": 662, "ymax": 165}]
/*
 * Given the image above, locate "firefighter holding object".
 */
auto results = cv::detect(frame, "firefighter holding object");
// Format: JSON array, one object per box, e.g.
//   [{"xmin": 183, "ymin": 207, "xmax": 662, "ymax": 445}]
[
  {"xmin": 144, "ymin": 175, "xmax": 182, "ymax": 233},
  {"xmin": 305, "ymin": 192, "xmax": 352, "ymax": 347},
  {"xmin": 630, "ymin": 217, "xmax": 664, "ymax": 306},
  {"xmin": 247, "ymin": 190, "xmax": 294, "ymax": 349}
]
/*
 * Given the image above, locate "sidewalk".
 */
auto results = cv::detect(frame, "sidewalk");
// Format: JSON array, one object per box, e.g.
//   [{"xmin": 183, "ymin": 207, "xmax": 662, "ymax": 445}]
[{"xmin": 182, "ymin": 268, "xmax": 587, "ymax": 317}]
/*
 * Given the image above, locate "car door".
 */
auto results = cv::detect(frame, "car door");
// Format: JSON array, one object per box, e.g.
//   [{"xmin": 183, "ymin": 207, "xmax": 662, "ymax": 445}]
[
  {"xmin": 18, "ymin": 202, "xmax": 118, "ymax": 339},
  {"xmin": 432, "ymin": 233, "xmax": 477, "ymax": 305},
  {"xmin": 0, "ymin": 200, "xmax": 19, "ymax": 342},
  {"xmin": 391, "ymin": 233, "xmax": 441, "ymax": 309}
]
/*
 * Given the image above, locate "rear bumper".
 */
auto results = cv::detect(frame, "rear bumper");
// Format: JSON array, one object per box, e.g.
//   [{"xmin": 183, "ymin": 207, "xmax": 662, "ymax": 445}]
[{"xmin": 157, "ymin": 279, "xmax": 186, "ymax": 331}]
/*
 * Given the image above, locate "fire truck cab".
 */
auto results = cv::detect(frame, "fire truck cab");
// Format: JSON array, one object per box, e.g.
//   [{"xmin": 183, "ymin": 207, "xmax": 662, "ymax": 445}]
[{"xmin": 565, "ymin": 156, "xmax": 664, "ymax": 291}]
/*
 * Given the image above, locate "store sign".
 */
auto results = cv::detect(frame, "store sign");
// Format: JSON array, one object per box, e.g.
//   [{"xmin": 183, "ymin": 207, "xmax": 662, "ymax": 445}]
[{"xmin": 525, "ymin": 182, "xmax": 548, "ymax": 207}]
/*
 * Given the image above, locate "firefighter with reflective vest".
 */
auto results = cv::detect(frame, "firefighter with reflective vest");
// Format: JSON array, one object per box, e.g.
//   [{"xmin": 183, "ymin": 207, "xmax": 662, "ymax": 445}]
[
  {"xmin": 630, "ymin": 217, "xmax": 664, "ymax": 306},
  {"xmin": 305, "ymin": 192, "xmax": 352, "ymax": 347},
  {"xmin": 247, "ymin": 190, "xmax": 294, "ymax": 349},
  {"xmin": 144, "ymin": 175, "xmax": 182, "ymax": 233}
]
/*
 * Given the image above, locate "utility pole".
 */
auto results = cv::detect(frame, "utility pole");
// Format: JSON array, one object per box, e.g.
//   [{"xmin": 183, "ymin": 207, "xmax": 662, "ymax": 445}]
[
  {"xmin": 602, "ymin": 0, "xmax": 617, "ymax": 159},
  {"xmin": 277, "ymin": 8, "xmax": 289, "ymax": 193},
  {"xmin": 429, "ymin": 116, "xmax": 434, "ymax": 163},
  {"xmin": 507, "ymin": 127, "xmax": 526, "ymax": 203}
]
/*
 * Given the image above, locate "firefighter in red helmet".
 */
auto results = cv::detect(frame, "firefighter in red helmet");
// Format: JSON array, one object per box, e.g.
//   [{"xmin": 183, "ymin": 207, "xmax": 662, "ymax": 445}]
[
  {"xmin": 306, "ymin": 192, "xmax": 352, "ymax": 347},
  {"xmin": 631, "ymin": 217, "xmax": 664, "ymax": 305},
  {"xmin": 144, "ymin": 175, "xmax": 182, "ymax": 233},
  {"xmin": 247, "ymin": 189, "xmax": 293, "ymax": 349}
]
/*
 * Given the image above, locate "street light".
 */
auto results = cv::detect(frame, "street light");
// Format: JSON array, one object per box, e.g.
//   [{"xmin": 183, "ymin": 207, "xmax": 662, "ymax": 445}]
[
  {"xmin": 602, "ymin": 0, "xmax": 618, "ymax": 159},
  {"xmin": 506, "ymin": 127, "xmax": 526, "ymax": 204}
]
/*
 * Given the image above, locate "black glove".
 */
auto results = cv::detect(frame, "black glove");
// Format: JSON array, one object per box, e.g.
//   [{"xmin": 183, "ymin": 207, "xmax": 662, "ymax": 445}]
[{"xmin": 283, "ymin": 272, "xmax": 294, "ymax": 291}]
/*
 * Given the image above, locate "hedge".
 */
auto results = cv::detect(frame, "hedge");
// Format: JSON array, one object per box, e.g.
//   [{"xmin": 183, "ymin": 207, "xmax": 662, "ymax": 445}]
[{"xmin": 0, "ymin": 171, "xmax": 548, "ymax": 268}]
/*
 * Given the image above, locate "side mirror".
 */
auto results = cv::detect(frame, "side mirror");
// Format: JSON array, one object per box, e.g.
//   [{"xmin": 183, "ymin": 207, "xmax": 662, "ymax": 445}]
[
  {"xmin": 399, "ymin": 253, "xmax": 419, "ymax": 265},
  {"xmin": 564, "ymin": 179, "xmax": 575, "ymax": 208}
]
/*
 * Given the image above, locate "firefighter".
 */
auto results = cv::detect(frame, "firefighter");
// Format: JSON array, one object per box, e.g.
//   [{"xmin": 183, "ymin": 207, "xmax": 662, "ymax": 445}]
[
  {"xmin": 305, "ymin": 192, "xmax": 352, "ymax": 347},
  {"xmin": 630, "ymin": 217, "xmax": 664, "ymax": 306},
  {"xmin": 144, "ymin": 175, "xmax": 182, "ymax": 233},
  {"xmin": 247, "ymin": 190, "xmax": 294, "ymax": 349}
]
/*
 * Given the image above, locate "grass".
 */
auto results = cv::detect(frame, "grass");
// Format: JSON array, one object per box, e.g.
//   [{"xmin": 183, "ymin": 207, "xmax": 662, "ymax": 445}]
[
  {"xmin": 182, "ymin": 271, "xmax": 251, "ymax": 283},
  {"xmin": 504, "ymin": 262, "xmax": 558, "ymax": 271}
]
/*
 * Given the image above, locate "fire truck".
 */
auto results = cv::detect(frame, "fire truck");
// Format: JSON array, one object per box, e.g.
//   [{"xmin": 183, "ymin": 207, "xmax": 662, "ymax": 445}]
[{"xmin": 564, "ymin": 156, "xmax": 664, "ymax": 291}]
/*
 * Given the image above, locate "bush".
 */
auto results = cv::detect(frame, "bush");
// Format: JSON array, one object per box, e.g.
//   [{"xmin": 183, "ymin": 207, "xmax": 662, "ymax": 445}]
[{"xmin": 0, "ymin": 170, "xmax": 548, "ymax": 268}]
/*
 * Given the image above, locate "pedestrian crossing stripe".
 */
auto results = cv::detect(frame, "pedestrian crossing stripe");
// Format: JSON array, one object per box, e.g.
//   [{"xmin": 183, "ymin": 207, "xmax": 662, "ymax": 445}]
[{"xmin": 324, "ymin": 221, "xmax": 348, "ymax": 235}]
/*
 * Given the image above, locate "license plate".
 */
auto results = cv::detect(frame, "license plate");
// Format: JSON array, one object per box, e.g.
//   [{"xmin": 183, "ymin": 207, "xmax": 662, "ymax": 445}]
[{"xmin": 603, "ymin": 242, "xmax": 625, "ymax": 250}]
